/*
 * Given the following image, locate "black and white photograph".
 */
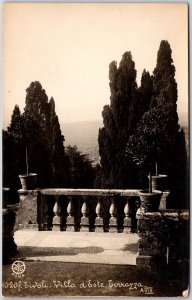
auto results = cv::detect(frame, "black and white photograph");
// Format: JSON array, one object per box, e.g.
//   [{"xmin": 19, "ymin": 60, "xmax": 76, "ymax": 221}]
[{"xmin": 2, "ymin": 3, "xmax": 189, "ymax": 297}]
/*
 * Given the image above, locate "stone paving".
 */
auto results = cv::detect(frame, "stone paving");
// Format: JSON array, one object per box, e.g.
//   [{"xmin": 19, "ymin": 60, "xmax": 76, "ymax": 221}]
[{"xmin": 14, "ymin": 230, "xmax": 139, "ymax": 265}]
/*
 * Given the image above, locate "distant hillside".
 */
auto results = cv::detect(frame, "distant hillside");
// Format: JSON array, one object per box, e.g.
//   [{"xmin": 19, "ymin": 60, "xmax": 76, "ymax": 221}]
[
  {"xmin": 61, "ymin": 120, "xmax": 103, "ymax": 164},
  {"xmin": 61, "ymin": 117, "xmax": 189, "ymax": 165}
]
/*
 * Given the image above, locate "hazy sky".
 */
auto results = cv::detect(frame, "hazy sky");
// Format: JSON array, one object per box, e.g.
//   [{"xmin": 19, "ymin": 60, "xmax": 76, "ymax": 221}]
[{"xmin": 3, "ymin": 3, "xmax": 188, "ymax": 128}]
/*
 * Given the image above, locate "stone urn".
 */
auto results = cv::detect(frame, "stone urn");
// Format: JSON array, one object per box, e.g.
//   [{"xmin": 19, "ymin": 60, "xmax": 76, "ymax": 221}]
[
  {"xmin": 151, "ymin": 174, "xmax": 168, "ymax": 191},
  {"xmin": 138, "ymin": 190, "xmax": 162, "ymax": 212},
  {"xmin": 19, "ymin": 173, "xmax": 37, "ymax": 190}
]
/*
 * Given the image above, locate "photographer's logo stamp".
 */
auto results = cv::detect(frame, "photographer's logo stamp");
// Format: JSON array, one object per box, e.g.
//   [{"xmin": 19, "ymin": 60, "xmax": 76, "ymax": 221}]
[{"xmin": 11, "ymin": 261, "xmax": 26, "ymax": 278}]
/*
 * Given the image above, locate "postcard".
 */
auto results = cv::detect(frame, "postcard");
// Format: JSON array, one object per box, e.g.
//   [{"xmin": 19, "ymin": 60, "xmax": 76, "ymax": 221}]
[{"xmin": 2, "ymin": 3, "xmax": 189, "ymax": 297}]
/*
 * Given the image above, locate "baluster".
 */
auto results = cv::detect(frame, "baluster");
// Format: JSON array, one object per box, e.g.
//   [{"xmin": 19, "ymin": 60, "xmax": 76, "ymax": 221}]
[
  {"xmin": 80, "ymin": 196, "xmax": 90, "ymax": 232},
  {"xmin": 159, "ymin": 191, "xmax": 170, "ymax": 209},
  {"xmin": 109, "ymin": 197, "xmax": 117, "ymax": 233},
  {"xmin": 52, "ymin": 196, "xmax": 61, "ymax": 231},
  {"xmin": 95, "ymin": 197, "xmax": 104, "ymax": 232},
  {"xmin": 123, "ymin": 197, "xmax": 132, "ymax": 233},
  {"xmin": 66, "ymin": 196, "xmax": 75, "ymax": 231}
]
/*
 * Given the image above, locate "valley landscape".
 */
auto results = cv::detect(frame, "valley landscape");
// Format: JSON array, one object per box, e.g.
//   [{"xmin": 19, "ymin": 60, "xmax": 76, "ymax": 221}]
[
  {"xmin": 61, "ymin": 115, "xmax": 189, "ymax": 165},
  {"xmin": 61, "ymin": 120, "xmax": 103, "ymax": 165}
]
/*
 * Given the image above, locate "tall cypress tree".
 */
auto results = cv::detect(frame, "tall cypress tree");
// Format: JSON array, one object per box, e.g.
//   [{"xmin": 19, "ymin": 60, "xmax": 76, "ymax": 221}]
[
  {"xmin": 126, "ymin": 40, "xmax": 187, "ymax": 208},
  {"xmin": 97, "ymin": 52, "xmax": 138, "ymax": 188},
  {"xmin": 24, "ymin": 81, "xmax": 71, "ymax": 187},
  {"xmin": 8, "ymin": 105, "xmax": 21, "ymax": 130},
  {"xmin": 4, "ymin": 106, "xmax": 25, "ymax": 199},
  {"xmin": 150, "ymin": 40, "xmax": 187, "ymax": 208},
  {"xmin": 150, "ymin": 40, "xmax": 177, "ymax": 109},
  {"xmin": 136, "ymin": 69, "xmax": 153, "ymax": 119},
  {"xmin": 7, "ymin": 81, "xmax": 70, "ymax": 188},
  {"xmin": 22, "ymin": 81, "xmax": 53, "ymax": 186},
  {"xmin": 4, "ymin": 105, "xmax": 28, "ymax": 201},
  {"xmin": 48, "ymin": 97, "xmax": 70, "ymax": 187},
  {"xmin": 7, "ymin": 104, "xmax": 32, "ymax": 175},
  {"xmin": 24, "ymin": 81, "xmax": 50, "ymax": 128}
]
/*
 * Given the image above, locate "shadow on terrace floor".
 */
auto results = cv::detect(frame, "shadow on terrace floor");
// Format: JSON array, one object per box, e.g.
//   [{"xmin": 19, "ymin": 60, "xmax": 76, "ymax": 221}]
[{"xmin": 13, "ymin": 246, "xmax": 104, "ymax": 258}]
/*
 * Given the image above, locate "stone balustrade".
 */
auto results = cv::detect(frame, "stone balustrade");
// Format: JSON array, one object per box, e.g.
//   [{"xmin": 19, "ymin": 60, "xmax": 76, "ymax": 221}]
[
  {"xmin": 16, "ymin": 188, "xmax": 170, "ymax": 233},
  {"xmin": 17, "ymin": 189, "xmax": 141, "ymax": 233},
  {"xmin": 3, "ymin": 187, "xmax": 189, "ymax": 277}
]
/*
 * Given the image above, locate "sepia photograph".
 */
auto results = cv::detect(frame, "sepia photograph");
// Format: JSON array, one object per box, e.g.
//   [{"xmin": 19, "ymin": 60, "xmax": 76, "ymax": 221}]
[{"xmin": 2, "ymin": 3, "xmax": 189, "ymax": 297}]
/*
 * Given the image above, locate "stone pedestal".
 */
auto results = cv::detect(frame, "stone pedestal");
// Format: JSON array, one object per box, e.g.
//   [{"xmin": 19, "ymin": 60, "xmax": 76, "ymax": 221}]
[
  {"xmin": 52, "ymin": 216, "xmax": 61, "ymax": 231},
  {"xmin": 123, "ymin": 217, "xmax": 132, "ymax": 233},
  {"xmin": 17, "ymin": 190, "xmax": 40, "ymax": 230},
  {"xmin": 66, "ymin": 216, "xmax": 75, "ymax": 231},
  {"xmin": 95, "ymin": 217, "xmax": 104, "ymax": 232},
  {"xmin": 80, "ymin": 216, "xmax": 90, "ymax": 232},
  {"xmin": 109, "ymin": 217, "xmax": 118, "ymax": 233}
]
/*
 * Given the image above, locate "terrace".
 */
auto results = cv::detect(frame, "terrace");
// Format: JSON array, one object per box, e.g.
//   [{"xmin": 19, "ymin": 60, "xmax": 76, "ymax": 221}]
[{"xmin": 3, "ymin": 187, "xmax": 189, "ymax": 296}]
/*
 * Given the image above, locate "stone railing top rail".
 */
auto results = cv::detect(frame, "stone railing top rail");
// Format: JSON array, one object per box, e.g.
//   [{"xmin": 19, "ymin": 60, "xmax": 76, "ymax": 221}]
[
  {"xmin": 38, "ymin": 188, "xmax": 139, "ymax": 197},
  {"xmin": 18, "ymin": 188, "xmax": 171, "ymax": 197},
  {"xmin": 136, "ymin": 208, "xmax": 189, "ymax": 221}
]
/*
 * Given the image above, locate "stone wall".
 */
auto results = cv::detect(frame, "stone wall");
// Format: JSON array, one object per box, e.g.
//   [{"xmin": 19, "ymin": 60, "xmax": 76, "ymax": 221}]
[{"xmin": 136, "ymin": 209, "xmax": 189, "ymax": 274}]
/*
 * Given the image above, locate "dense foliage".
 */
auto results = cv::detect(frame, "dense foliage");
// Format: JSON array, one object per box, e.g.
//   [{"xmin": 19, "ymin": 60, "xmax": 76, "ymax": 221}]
[
  {"xmin": 66, "ymin": 145, "xmax": 95, "ymax": 188},
  {"xmin": 3, "ymin": 40, "xmax": 188, "ymax": 209},
  {"xmin": 126, "ymin": 41, "xmax": 187, "ymax": 207},
  {"xmin": 4, "ymin": 82, "xmax": 70, "ymax": 194},
  {"xmin": 96, "ymin": 51, "xmax": 154, "ymax": 188},
  {"xmin": 126, "ymin": 107, "xmax": 179, "ymax": 188},
  {"xmin": 97, "ymin": 52, "xmax": 140, "ymax": 188},
  {"xmin": 97, "ymin": 40, "xmax": 187, "ymax": 208},
  {"xmin": 150, "ymin": 40, "xmax": 177, "ymax": 108},
  {"xmin": 3, "ymin": 81, "xmax": 96, "ymax": 198}
]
